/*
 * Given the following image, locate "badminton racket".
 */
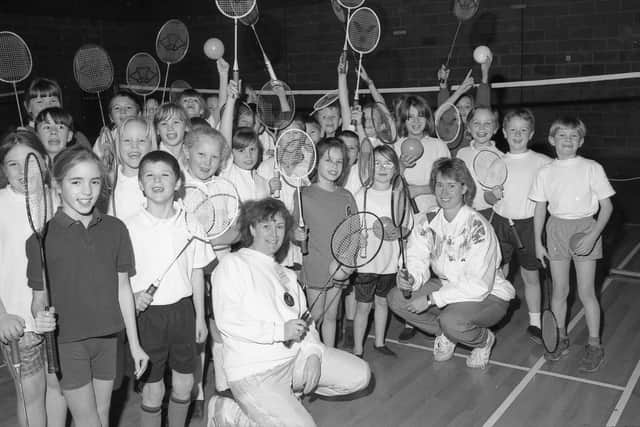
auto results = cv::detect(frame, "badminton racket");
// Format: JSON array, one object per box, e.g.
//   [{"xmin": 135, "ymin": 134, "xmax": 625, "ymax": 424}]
[
  {"xmin": 391, "ymin": 174, "xmax": 416, "ymax": 299},
  {"xmin": 445, "ymin": 0, "xmax": 480, "ymax": 67},
  {"xmin": 215, "ymin": 0, "xmax": 257, "ymax": 87},
  {"xmin": 0, "ymin": 31, "xmax": 32, "ymax": 127},
  {"xmin": 275, "ymin": 129, "xmax": 316, "ymax": 255},
  {"xmin": 371, "ymin": 101, "xmax": 397, "ymax": 144},
  {"xmin": 24, "ymin": 153, "xmax": 60, "ymax": 374},
  {"xmin": 541, "ymin": 261, "xmax": 558, "ymax": 353},
  {"xmin": 310, "ymin": 90, "xmax": 339, "ymax": 117},
  {"xmin": 155, "ymin": 19, "xmax": 190, "ymax": 104},
  {"xmin": 285, "ymin": 210, "xmax": 383, "ymax": 347},
  {"xmin": 347, "ymin": 7, "xmax": 381, "ymax": 110},
  {"xmin": 126, "ymin": 52, "xmax": 161, "ymax": 105},
  {"xmin": 336, "ymin": 0, "xmax": 365, "ymax": 54},
  {"xmin": 9, "ymin": 340, "xmax": 29, "ymax": 425},
  {"xmin": 473, "ymin": 150, "xmax": 524, "ymax": 249},
  {"xmin": 169, "ymin": 79, "xmax": 192, "ymax": 103},
  {"xmin": 358, "ymin": 137, "xmax": 375, "ymax": 258},
  {"xmin": 257, "ymin": 79, "xmax": 296, "ymax": 198},
  {"xmin": 145, "ymin": 183, "xmax": 239, "ymax": 297},
  {"xmin": 435, "ymin": 102, "xmax": 463, "ymax": 147},
  {"xmin": 240, "ymin": 3, "xmax": 291, "ymax": 112}
]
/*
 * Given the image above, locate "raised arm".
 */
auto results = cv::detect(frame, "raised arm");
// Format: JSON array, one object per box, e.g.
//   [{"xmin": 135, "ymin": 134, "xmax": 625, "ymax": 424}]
[
  {"xmin": 338, "ymin": 52, "xmax": 352, "ymax": 130},
  {"xmin": 217, "ymin": 58, "xmax": 230, "ymax": 109}
]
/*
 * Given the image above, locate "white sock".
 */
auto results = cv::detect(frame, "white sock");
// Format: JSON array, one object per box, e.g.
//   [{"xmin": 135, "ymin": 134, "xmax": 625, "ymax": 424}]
[{"xmin": 529, "ymin": 312, "xmax": 541, "ymax": 328}]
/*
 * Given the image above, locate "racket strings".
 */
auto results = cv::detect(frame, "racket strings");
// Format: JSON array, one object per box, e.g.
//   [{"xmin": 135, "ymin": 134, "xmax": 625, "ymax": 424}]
[
  {"xmin": 371, "ymin": 104, "xmax": 397, "ymax": 144},
  {"xmin": 337, "ymin": 0, "xmax": 365, "ymax": 8},
  {"xmin": 25, "ymin": 155, "xmax": 47, "ymax": 235},
  {"xmin": 275, "ymin": 131, "xmax": 315, "ymax": 180},
  {"xmin": 358, "ymin": 138, "xmax": 375, "ymax": 187},
  {"xmin": 453, "ymin": 0, "xmax": 480, "ymax": 21},
  {"xmin": 156, "ymin": 20, "xmax": 189, "ymax": 64},
  {"xmin": 73, "ymin": 46, "xmax": 114, "ymax": 93},
  {"xmin": 216, "ymin": 0, "xmax": 255, "ymax": 18},
  {"xmin": 239, "ymin": 3, "xmax": 259, "ymax": 26},
  {"xmin": 312, "ymin": 92, "xmax": 339, "ymax": 113},
  {"xmin": 0, "ymin": 32, "xmax": 32, "ymax": 82},
  {"xmin": 332, "ymin": 212, "xmax": 383, "ymax": 268},
  {"xmin": 474, "ymin": 152, "xmax": 507, "ymax": 188},
  {"xmin": 126, "ymin": 53, "xmax": 161, "ymax": 95},
  {"xmin": 257, "ymin": 81, "xmax": 295, "ymax": 129},
  {"xmin": 436, "ymin": 104, "xmax": 462, "ymax": 144},
  {"xmin": 347, "ymin": 9, "xmax": 381, "ymax": 54}
]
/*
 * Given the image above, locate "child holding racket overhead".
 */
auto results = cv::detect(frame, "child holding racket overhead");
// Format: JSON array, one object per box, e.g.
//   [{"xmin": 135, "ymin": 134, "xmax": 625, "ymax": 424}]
[
  {"xmin": 0, "ymin": 130, "xmax": 66, "ymax": 427},
  {"xmin": 125, "ymin": 150, "xmax": 213, "ymax": 427},
  {"xmin": 297, "ymin": 137, "xmax": 357, "ymax": 348},
  {"xmin": 154, "ymin": 103, "xmax": 190, "ymax": 166},
  {"xmin": 487, "ymin": 109, "xmax": 551, "ymax": 343},
  {"xmin": 27, "ymin": 146, "xmax": 148, "ymax": 426},
  {"xmin": 530, "ymin": 117, "xmax": 614, "ymax": 372}
]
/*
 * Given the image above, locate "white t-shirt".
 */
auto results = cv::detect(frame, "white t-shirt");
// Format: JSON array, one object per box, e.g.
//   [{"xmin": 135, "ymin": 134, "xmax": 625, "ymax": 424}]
[
  {"xmin": 353, "ymin": 187, "xmax": 400, "ymax": 275},
  {"xmin": 456, "ymin": 141, "xmax": 503, "ymax": 211},
  {"xmin": 395, "ymin": 135, "xmax": 450, "ymax": 212},
  {"xmin": 493, "ymin": 150, "xmax": 552, "ymax": 220},
  {"xmin": 221, "ymin": 163, "xmax": 269, "ymax": 203},
  {"xmin": 108, "ymin": 167, "xmax": 145, "ymax": 221},
  {"xmin": 529, "ymin": 156, "xmax": 615, "ymax": 219},
  {"xmin": 0, "ymin": 187, "xmax": 37, "ymax": 331},
  {"xmin": 344, "ymin": 162, "xmax": 362, "ymax": 197},
  {"xmin": 125, "ymin": 206, "xmax": 215, "ymax": 305}
]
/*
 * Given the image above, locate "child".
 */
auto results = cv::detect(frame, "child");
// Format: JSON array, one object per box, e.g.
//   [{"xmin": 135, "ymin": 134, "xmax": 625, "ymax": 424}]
[
  {"xmin": 34, "ymin": 107, "xmax": 74, "ymax": 167},
  {"xmin": 352, "ymin": 145, "xmax": 402, "ymax": 357},
  {"xmin": 205, "ymin": 94, "xmax": 220, "ymax": 127},
  {"xmin": 530, "ymin": 117, "xmax": 614, "ymax": 372},
  {"xmin": 455, "ymin": 106, "xmax": 503, "ymax": 218},
  {"xmin": 27, "ymin": 146, "xmax": 148, "ymax": 426},
  {"xmin": 143, "ymin": 98, "xmax": 159, "ymax": 123},
  {"xmin": 395, "ymin": 95, "xmax": 450, "ymax": 212},
  {"xmin": 314, "ymin": 103, "xmax": 342, "ymax": 138},
  {"xmin": 337, "ymin": 130, "xmax": 361, "ymax": 196},
  {"xmin": 109, "ymin": 117, "xmax": 154, "ymax": 219},
  {"xmin": 126, "ymin": 150, "xmax": 213, "ymax": 426},
  {"xmin": 23, "ymin": 78, "xmax": 62, "ymax": 128},
  {"xmin": 305, "ymin": 116, "xmax": 322, "ymax": 144},
  {"xmin": 298, "ymin": 137, "xmax": 357, "ymax": 347},
  {"xmin": 489, "ymin": 109, "xmax": 551, "ymax": 342},
  {"xmin": 178, "ymin": 88, "xmax": 208, "ymax": 120},
  {"xmin": 94, "ymin": 91, "xmax": 141, "ymax": 162},
  {"xmin": 0, "ymin": 130, "xmax": 66, "ymax": 427},
  {"xmin": 154, "ymin": 103, "xmax": 190, "ymax": 166}
]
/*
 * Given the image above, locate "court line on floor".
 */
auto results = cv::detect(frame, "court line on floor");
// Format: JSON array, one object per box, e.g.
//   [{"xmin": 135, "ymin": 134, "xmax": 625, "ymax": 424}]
[
  {"xmin": 614, "ymin": 241, "xmax": 640, "ymax": 271},
  {"xmin": 606, "ymin": 358, "xmax": 640, "ymax": 426}
]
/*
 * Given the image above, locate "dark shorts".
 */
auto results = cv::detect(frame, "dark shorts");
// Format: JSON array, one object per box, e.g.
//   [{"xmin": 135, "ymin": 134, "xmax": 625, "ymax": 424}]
[
  {"xmin": 0, "ymin": 332, "xmax": 44, "ymax": 380},
  {"xmin": 58, "ymin": 334, "xmax": 118, "ymax": 390},
  {"xmin": 491, "ymin": 214, "xmax": 540, "ymax": 270},
  {"xmin": 138, "ymin": 297, "xmax": 197, "ymax": 384},
  {"xmin": 546, "ymin": 216, "xmax": 602, "ymax": 261},
  {"xmin": 354, "ymin": 273, "xmax": 396, "ymax": 303}
]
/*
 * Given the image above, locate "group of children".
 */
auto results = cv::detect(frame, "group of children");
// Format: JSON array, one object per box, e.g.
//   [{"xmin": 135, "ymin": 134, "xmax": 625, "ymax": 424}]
[{"xmin": 0, "ymin": 50, "xmax": 614, "ymax": 426}]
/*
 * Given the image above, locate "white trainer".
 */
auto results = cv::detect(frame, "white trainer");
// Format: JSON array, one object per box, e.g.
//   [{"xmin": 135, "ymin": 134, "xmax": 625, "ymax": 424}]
[
  {"xmin": 466, "ymin": 330, "xmax": 495, "ymax": 369},
  {"xmin": 433, "ymin": 334, "xmax": 456, "ymax": 361}
]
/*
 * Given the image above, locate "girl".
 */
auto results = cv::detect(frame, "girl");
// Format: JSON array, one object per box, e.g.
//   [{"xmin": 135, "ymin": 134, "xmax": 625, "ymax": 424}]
[
  {"xmin": 298, "ymin": 137, "xmax": 357, "ymax": 347},
  {"xmin": 93, "ymin": 91, "xmax": 141, "ymax": 164},
  {"xmin": 34, "ymin": 107, "xmax": 74, "ymax": 167},
  {"xmin": 0, "ymin": 130, "xmax": 66, "ymax": 427},
  {"xmin": 27, "ymin": 146, "xmax": 148, "ymax": 427},
  {"xmin": 395, "ymin": 95, "xmax": 450, "ymax": 213},
  {"xmin": 352, "ymin": 145, "xmax": 401, "ymax": 357},
  {"xmin": 23, "ymin": 78, "xmax": 62, "ymax": 128},
  {"xmin": 221, "ymin": 127, "xmax": 269, "ymax": 202},
  {"xmin": 154, "ymin": 103, "xmax": 189, "ymax": 167},
  {"xmin": 178, "ymin": 88, "xmax": 208, "ymax": 120}
]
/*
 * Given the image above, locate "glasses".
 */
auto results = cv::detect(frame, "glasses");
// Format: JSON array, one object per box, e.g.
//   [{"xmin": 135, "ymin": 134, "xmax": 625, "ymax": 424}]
[{"xmin": 375, "ymin": 161, "xmax": 395, "ymax": 169}]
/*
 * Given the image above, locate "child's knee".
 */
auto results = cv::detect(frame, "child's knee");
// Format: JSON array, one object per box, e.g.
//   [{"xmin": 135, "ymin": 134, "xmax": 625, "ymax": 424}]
[
  {"xmin": 171, "ymin": 373, "xmax": 194, "ymax": 399},
  {"xmin": 142, "ymin": 381, "xmax": 166, "ymax": 406}
]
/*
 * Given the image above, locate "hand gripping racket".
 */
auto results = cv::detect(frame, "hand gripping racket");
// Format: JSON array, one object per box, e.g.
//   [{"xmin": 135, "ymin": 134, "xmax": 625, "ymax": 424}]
[
  {"xmin": 541, "ymin": 261, "xmax": 559, "ymax": 353},
  {"xmin": 0, "ymin": 31, "xmax": 32, "ymax": 127},
  {"xmin": 215, "ymin": 0, "xmax": 257, "ymax": 87},
  {"xmin": 284, "ymin": 211, "xmax": 383, "ymax": 347},
  {"xmin": 126, "ymin": 52, "xmax": 161, "ymax": 104},
  {"xmin": 155, "ymin": 19, "xmax": 190, "ymax": 104},
  {"xmin": 445, "ymin": 0, "xmax": 480, "ymax": 67},
  {"xmin": 358, "ymin": 137, "xmax": 375, "ymax": 258},
  {"xmin": 24, "ymin": 153, "xmax": 60, "ymax": 374},
  {"xmin": 391, "ymin": 174, "xmax": 416, "ymax": 299},
  {"xmin": 347, "ymin": 7, "xmax": 381, "ymax": 111},
  {"xmin": 473, "ymin": 150, "xmax": 524, "ymax": 249},
  {"xmin": 275, "ymin": 129, "xmax": 316, "ymax": 255}
]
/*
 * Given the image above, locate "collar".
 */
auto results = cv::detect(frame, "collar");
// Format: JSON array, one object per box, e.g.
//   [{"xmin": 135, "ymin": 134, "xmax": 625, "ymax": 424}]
[
  {"xmin": 53, "ymin": 207, "xmax": 104, "ymax": 228},
  {"xmin": 140, "ymin": 201, "xmax": 183, "ymax": 226},
  {"xmin": 470, "ymin": 140, "xmax": 497, "ymax": 151}
]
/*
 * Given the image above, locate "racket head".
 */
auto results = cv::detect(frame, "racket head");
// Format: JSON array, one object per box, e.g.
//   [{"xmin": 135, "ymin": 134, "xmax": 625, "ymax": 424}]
[
  {"xmin": 275, "ymin": 129, "xmax": 316, "ymax": 181},
  {"xmin": 0, "ymin": 31, "xmax": 33, "ymax": 84},
  {"xmin": 310, "ymin": 91, "xmax": 339, "ymax": 116},
  {"xmin": 257, "ymin": 80, "xmax": 296, "ymax": 131},
  {"xmin": 73, "ymin": 44, "xmax": 114, "ymax": 94},
  {"xmin": 126, "ymin": 52, "xmax": 161, "ymax": 96},
  {"xmin": 390, "ymin": 175, "xmax": 415, "ymax": 239},
  {"xmin": 182, "ymin": 186, "xmax": 216, "ymax": 240},
  {"xmin": 331, "ymin": 211, "xmax": 384, "ymax": 269},
  {"xmin": 239, "ymin": 2, "xmax": 259, "ymax": 26},
  {"xmin": 358, "ymin": 137, "xmax": 375, "ymax": 188},
  {"xmin": 337, "ymin": 0, "xmax": 365, "ymax": 9},
  {"xmin": 24, "ymin": 153, "xmax": 47, "ymax": 237},
  {"xmin": 371, "ymin": 102, "xmax": 397, "ymax": 144},
  {"xmin": 473, "ymin": 150, "xmax": 507, "ymax": 189},
  {"xmin": 347, "ymin": 7, "xmax": 381, "ymax": 55},
  {"xmin": 215, "ymin": 0, "xmax": 257, "ymax": 19},
  {"xmin": 204, "ymin": 177, "xmax": 241, "ymax": 240},
  {"xmin": 542, "ymin": 309, "xmax": 559, "ymax": 353},
  {"xmin": 453, "ymin": 0, "xmax": 480, "ymax": 21},
  {"xmin": 435, "ymin": 102, "xmax": 462, "ymax": 146},
  {"xmin": 155, "ymin": 19, "xmax": 190, "ymax": 65},
  {"xmin": 169, "ymin": 79, "xmax": 192, "ymax": 103}
]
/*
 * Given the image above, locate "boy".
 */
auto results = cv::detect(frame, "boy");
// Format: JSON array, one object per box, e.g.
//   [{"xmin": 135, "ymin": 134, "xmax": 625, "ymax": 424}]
[
  {"xmin": 489, "ymin": 109, "xmax": 551, "ymax": 343},
  {"xmin": 126, "ymin": 151, "xmax": 214, "ymax": 426},
  {"xmin": 530, "ymin": 117, "xmax": 614, "ymax": 372},
  {"xmin": 34, "ymin": 107, "xmax": 74, "ymax": 166}
]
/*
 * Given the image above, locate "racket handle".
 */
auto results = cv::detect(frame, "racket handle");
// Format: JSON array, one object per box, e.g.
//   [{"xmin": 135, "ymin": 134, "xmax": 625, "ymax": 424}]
[
  {"xmin": 409, "ymin": 197, "xmax": 419, "ymax": 214},
  {"xmin": 146, "ymin": 284, "xmax": 158, "ymax": 297},
  {"xmin": 273, "ymin": 171, "xmax": 281, "ymax": 198},
  {"xmin": 283, "ymin": 311, "xmax": 312, "ymax": 348},
  {"xmin": 270, "ymin": 76, "xmax": 291, "ymax": 113},
  {"xmin": 233, "ymin": 70, "xmax": 240, "ymax": 88},
  {"xmin": 402, "ymin": 290, "xmax": 412, "ymax": 299},
  {"xmin": 509, "ymin": 219, "xmax": 524, "ymax": 249},
  {"xmin": 44, "ymin": 331, "xmax": 60, "ymax": 374},
  {"xmin": 9, "ymin": 340, "xmax": 20, "ymax": 368},
  {"xmin": 300, "ymin": 238, "xmax": 309, "ymax": 256}
]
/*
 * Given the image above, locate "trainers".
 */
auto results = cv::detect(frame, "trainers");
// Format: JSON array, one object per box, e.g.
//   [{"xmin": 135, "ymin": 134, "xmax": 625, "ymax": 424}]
[
  {"xmin": 578, "ymin": 345, "xmax": 604, "ymax": 373},
  {"xmin": 544, "ymin": 337, "xmax": 570, "ymax": 361},
  {"xmin": 398, "ymin": 326, "xmax": 417, "ymax": 342},
  {"xmin": 527, "ymin": 325, "xmax": 543, "ymax": 344},
  {"xmin": 466, "ymin": 330, "xmax": 495, "ymax": 369},
  {"xmin": 433, "ymin": 334, "xmax": 456, "ymax": 361}
]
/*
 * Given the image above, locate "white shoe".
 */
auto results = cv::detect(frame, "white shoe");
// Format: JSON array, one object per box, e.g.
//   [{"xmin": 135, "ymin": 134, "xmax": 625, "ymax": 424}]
[
  {"xmin": 466, "ymin": 330, "xmax": 495, "ymax": 369},
  {"xmin": 207, "ymin": 395, "xmax": 235, "ymax": 427},
  {"xmin": 433, "ymin": 334, "xmax": 456, "ymax": 361}
]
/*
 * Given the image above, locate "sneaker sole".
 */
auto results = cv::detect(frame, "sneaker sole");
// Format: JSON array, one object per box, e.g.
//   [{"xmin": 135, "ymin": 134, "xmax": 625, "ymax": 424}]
[
  {"xmin": 578, "ymin": 356, "xmax": 605, "ymax": 373},
  {"xmin": 544, "ymin": 348, "xmax": 570, "ymax": 361}
]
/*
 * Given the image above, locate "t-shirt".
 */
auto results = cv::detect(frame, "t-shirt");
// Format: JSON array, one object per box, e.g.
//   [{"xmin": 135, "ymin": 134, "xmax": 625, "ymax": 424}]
[
  {"xmin": 108, "ymin": 167, "xmax": 145, "ymax": 220},
  {"xmin": 529, "ymin": 156, "xmax": 615, "ymax": 219},
  {"xmin": 221, "ymin": 163, "xmax": 269, "ymax": 203},
  {"xmin": 456, "ymin": 141, "xmax": 503, "ymax": 211},
  {"xmin": 297, "ymin": 185, "xmax": 357, "ymax": 288},
  {"xmin": 344, "ymin": 162, "xmax": 362, "ymax": 197},
  {"xmin": 27, "ymin": 209, "xmax": 135, "ymax": 343},
  {"xmin": 0, "ymin": 187, "xmax": 36, "ymax": 331}
]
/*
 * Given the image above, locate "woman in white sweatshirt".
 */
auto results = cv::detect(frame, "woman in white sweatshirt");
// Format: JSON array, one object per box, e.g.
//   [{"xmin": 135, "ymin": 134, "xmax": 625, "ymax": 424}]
[
  {"xmin": 388, "ymin": 158, "xmax": 515, "ymax": 369},
  {"xmin": 209, "ymin": 198, "xmax": 371, "ymax": 427}
]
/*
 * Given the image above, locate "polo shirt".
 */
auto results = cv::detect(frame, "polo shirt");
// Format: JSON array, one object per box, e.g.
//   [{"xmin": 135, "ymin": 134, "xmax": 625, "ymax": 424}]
[{"xmin": 27, "ymin": 209, "xmax": 135, "ymax": 343}]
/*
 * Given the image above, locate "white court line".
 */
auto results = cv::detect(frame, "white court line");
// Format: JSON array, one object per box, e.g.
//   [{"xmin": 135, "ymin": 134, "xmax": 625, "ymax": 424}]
[
  {"xmin": 536, "ymin": 370, "xmax": 625, "ymax": 391},
  {"xmin": 609, "ymin": 269, "xmax": 640, "ymax": 279},
  {"xmin": 606, "ymin": 358, "xmax": 640, "ymax": 426},
  {"xmin": 613, "ymin": 241, "xmax": 640, "ymax": 271}
]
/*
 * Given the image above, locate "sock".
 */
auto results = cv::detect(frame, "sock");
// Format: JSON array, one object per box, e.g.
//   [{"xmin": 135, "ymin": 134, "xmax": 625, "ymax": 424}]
[
  {"xmin": 588, "ymin": 336, "xmax": 601, "ymax": 347},
  {"xmin": 140, "ymin": 405, "xmax": 162, "ymax": 427},
  {"xmin": 529, "ymin": 312, "xmax": 541, "ymax": 328},
  {"xmin": 168, "ymin": 396, "xmax": 191, "ymax": 427},
  {"xmin": 344, "ymin": 319, "xmax": 354, "ymax": 330},
  {"xmin": 404, "ymin": 323, "xmax": 414, "ymax": 330}
]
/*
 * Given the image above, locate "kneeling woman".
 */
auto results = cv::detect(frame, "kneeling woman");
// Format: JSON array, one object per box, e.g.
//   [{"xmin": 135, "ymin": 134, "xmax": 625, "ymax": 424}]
[
  {"xmin": 389, "ymin": 158, "xmax": 515, "ymax": 369},
  {"xmin": 209, "ymin": 198, "xmax": 371, "ymax": 427}
]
